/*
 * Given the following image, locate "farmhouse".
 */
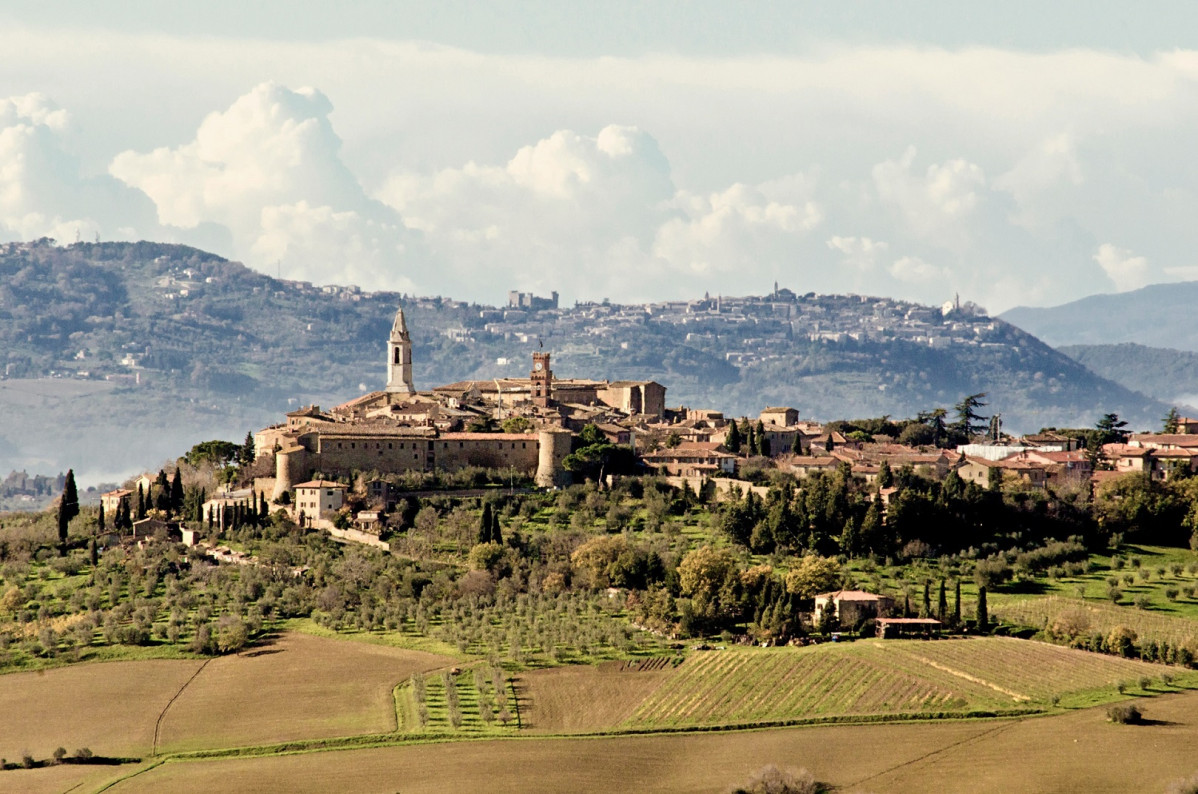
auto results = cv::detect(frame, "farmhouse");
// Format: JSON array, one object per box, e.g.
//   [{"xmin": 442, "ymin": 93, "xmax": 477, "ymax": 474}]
[{"xmin": 813, "ymin": 590, "xmax": 894, "ymax": 627}]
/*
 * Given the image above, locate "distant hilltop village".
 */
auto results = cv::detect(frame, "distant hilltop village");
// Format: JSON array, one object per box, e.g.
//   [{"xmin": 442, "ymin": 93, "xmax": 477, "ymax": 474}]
[{"xmin": 254, "ymin": 304, "xmax": 675, "ymax": 501}]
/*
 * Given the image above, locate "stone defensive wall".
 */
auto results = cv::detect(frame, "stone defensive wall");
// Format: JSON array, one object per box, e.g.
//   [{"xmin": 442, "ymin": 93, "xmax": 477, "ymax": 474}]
[{"xmin": 273, "ymin": 428, "xmax": 569, "ymax": 499}]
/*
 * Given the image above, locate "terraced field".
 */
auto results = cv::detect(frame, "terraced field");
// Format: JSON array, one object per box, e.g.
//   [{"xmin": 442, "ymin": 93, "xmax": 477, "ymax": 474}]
[{"xmin": 621, "ymin": 637, "xmax": 1171, "ymax": 730}]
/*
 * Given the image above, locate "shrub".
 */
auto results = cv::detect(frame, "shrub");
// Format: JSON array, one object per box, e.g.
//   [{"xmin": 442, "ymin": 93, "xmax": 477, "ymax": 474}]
[
  {"xmin": 52, "ymin": 747, "xmax": 66, "ymax": 763},
  {"xmin": 1166, "ymin": 587, "xmax": 1180, "ymax": 601},
  {"xmin": 731, "ymin": 764, "xmax": 822, "ymax": 794},
  {"xmin": 1166, "ymin": 771, "xmax": 1198, "ymax": 794},
  {"xmin": 1107, "ymin": 703, "xmax": 1143, "ymax": 724}
]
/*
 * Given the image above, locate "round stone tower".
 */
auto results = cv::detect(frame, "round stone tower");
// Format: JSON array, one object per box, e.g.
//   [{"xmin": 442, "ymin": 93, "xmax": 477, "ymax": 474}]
[
  {"xmin": 271, "ymin": 446, "xmax": 305, "ymax": 502},
  {"xmin": 535, "ymin": 429, "xmax": 572, "ymax": 489}
]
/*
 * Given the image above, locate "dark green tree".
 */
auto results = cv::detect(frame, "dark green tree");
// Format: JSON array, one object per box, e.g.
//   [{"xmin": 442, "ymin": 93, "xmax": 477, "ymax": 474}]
[
  {"xmin": 918, "ymin": 408, "xmax": 949, "ymax": 448},
  {"xmin": 937, "ymin": 579, "xmax": 947, "ymax": 622},
  {"xmin": 922, "ymin": 581, "xmax": 931, "ymax": 618},
  {"xmin": 136, "ymin": 483, "xmax": 147, "ymax": 520},
  {"xmin": 954, "ymin": 578, "xmax": 962, "ymax": 626},
  {"xmin": 726, "ymin": 421, "xmax": 742, "ymax": 454},
  {"xmin": 747, "ymin": 423, "xmax": 759, "ymax": 456},
  {"xmin": 239, "ymin": 430, "xmax": 256, "ymax": 468},
  {"xmin": 791, "ymin": 431, "xmax": 803, "ymax": 455},
  {"xmin": 479, "ymin": 502, "xmax": 494, "ymax": 545},
  {"xmin": 1164, "ymin": 407, "xmax": 1181, "ymax": 434},
  {"xmin": 170, "ymin": 469, "xmax": 184, "ymax": 514},
  {"xmin": 976, "ymin": 585, "xmax": 988, "ymax": 632},
  {"xmin": 952, "ymin": 392, "xmax": 989, "ymax": 439},
  {"xmin": 57, "ymin": 469, "xmax": 78, "ymax": 553},
  {"xmin": 877, "ymin": 460, "xmax": 893, "ymax": 488},
  {"xmin": 1095, "ymin": 413, "xmax": 1129, "ymax": 445}
]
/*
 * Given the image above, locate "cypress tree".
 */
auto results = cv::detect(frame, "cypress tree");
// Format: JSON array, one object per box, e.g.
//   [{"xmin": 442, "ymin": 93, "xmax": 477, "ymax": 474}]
[
  {"xmin": 791, "ymin": 432, "xmax": 803, "ymax": 455},
  {"xmin": 937, "ymin": 579, "xmax": 947, "ymax": 622},
  {"xmin": 170, "ymin": 469, "xmax": 184, "ymax": 514},
  {"xmin": 97, "ymin": 501, "xmax": 105, "ymax": 534},
  {"xmin": 62, "ymin": 469, "xmax": 79, "ymax": 523},
  {"xmin": 953, "ymin": 579, "xmax": 962, "ymax": 626},
  {"xmin": 89, "ymin": 538, "xmax": 98, "ymax": 566},
  {"xmin": 878, "ymin": 460, "xmax": 893, "ymax": 488},
  {"xmin": 726, "ymin": 421, "xmax": 742, "ymax": 454},
  {"xmin": 57, "ymin": 469, "xmax": 79, "ymax": 553},
  {"xmin": 760, "ymin": 434, "xmax": 772, "ymax": 457},
  {"xmin": 136, "ymin": 483, "xmax": 147, "ymax": 520},
  {"xmin": 479, "ymin": 502, "xmax": 494, "ymax": 545},
  {"xmin": 839, "ymin": 518, "xmax": 858, "ymax": 558},
  {"xmin": 976, "ymin": 585, "xmax": 988, "ymax": 632},
  {"xmin": 747, "ymin": 423, "xmax": 759, "ymax": 456},
  {"xmin": 491, "ymin": 510, "xmax": 503, "ymax": 545},
  {"xmin": 922, "ymin": 581, "xmax": 931, "ymax": 618}
]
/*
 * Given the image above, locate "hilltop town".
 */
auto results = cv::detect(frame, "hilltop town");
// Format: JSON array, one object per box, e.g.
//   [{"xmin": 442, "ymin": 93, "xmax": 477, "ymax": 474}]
[{"xmin": 85, "ymin": 302, "xmax": 1192, "ymax": 555}]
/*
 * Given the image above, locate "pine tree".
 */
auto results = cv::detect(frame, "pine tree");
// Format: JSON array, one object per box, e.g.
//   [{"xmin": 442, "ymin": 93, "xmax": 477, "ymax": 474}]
[
  {"xmin": 240, "ymin": 430, "xmax": 256, "ymax": 468},
  {"xmin": 1164, "ymin": 407, "xmax": 1181, "ymax": 434},
  {"xmin": 976, "ymin": 585, "xmax": 988, "ymax": 632},
  {"xmin": 726, "ymin": 421, "xmax": 742, "ymax": 454}
]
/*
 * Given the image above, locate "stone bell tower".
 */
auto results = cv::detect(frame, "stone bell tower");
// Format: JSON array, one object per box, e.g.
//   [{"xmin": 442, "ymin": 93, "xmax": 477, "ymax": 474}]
[
  {"xmin": 386, "ymin": 305, "xmax": 415, "ymax": 394},
  {"xmin": 531, "ymin": 351, "xmax": 552, "ymax": 407}
]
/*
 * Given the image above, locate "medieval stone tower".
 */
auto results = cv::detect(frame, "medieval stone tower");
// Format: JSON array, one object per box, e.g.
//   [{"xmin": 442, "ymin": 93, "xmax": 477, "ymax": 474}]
[
  {"xmin": 386, "ymin": 304, "xmax": 415, "ymax": 394},
  {"xmin": 531, "ymin": 351, "xmax": 552, "ymax": 406}
]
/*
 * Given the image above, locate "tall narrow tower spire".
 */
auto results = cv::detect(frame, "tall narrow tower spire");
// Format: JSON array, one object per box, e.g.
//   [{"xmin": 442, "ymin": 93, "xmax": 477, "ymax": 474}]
[{"xmin": 386, "ymin": 305, "xmax": 415, "ymax": 394}]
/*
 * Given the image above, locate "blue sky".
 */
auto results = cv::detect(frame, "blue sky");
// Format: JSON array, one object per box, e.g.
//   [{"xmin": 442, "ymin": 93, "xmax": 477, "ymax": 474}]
[{"xmin": 2, "ymin": 2, "xmax": 1197, "ymax": 311}]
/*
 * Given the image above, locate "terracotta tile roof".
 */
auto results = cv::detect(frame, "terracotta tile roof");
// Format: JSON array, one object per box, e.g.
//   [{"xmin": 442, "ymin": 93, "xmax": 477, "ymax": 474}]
[{"xmin": 294, "ymin": 480, "xmax": 347, "ymax": 489}]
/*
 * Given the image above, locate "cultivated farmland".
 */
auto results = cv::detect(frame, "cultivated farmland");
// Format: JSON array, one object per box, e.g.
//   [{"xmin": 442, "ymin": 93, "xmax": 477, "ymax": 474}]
[
  {"xmin": 103, "ymin": 689, "xmax": 1198, "ymax": 794},
  {"xmin": 995, "ymin": 596, "xmax": 1198, "ymax": 651},
  {"xmin": 620, "ymin": 638, "xmax": 1170, "ymax": 730},
  {"xmin": 0, "ymin": 658, "xmax": 205, "ymax": 760},
  {"xmin": 156, "ymin": 631, "xmax": 451, "ymax": 752}
]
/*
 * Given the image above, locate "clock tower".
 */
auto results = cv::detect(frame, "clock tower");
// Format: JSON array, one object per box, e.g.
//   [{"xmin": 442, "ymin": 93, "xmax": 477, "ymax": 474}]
[{"xmin": 531, "ymin": 352, "xmax": 552, "ymax": 407}]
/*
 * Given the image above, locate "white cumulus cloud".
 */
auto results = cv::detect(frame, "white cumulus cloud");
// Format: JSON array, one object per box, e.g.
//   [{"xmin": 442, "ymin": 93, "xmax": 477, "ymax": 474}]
[
  {"xmin": 0, "ymin": 93, "xmax": 158, "ymax": 243},
  {"xmin": 1094, "ymin": 243, "xmax": 1150, "ymax": 292},
  {"xmin": 109, "ymin": 82, "xmax": 419, "ymax": 289}
]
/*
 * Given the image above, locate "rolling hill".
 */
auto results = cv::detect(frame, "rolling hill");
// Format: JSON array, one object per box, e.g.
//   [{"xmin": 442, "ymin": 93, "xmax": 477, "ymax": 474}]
[{"xmin": 0, "ymin": 239, "xmax": 1173, "ymax": 480}]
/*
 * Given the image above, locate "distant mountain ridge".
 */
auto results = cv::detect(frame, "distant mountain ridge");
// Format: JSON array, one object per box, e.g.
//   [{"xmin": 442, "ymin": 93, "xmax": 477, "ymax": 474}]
[
  {"xmin": 1058, "ymin": 343, "xmax": 1198, "ymax": 412},
  {"xmin": 0, "ymin": 239, "xmax": 1173, "ymax": 479},
  {"xmin": 1001, "ymin": 281, "xmax": 1198, "ymax": 351}
]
